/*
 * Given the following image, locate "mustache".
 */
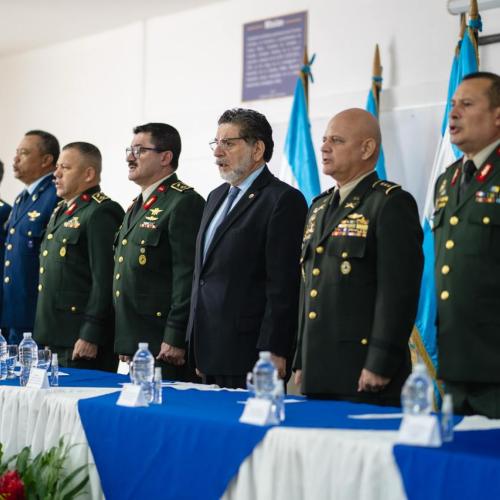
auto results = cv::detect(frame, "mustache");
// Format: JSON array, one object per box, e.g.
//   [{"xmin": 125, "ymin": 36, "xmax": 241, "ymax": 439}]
[{"xmin": 128, "ymin": 161, "xmax": 137, "ymax": 168}]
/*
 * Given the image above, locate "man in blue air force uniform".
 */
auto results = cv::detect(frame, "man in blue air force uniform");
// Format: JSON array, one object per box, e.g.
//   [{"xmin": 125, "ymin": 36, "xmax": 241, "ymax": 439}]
[
  {"xmin": 1, "ymin": 130, "xmax": 59, "ymax": 344},
  {"xmin": 0, "ymin": 160, "xmax": 12, "ymax": 272}
]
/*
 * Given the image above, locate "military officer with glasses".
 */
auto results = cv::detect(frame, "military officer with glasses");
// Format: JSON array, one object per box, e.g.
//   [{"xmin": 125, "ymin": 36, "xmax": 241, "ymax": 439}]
[
  {"xmin": 114, "ymin": 122, "xmax": 204, "ymax": 381},
  {"xmin": 186, "ymin": 108, "xmax": 307, "ymax": 389}
]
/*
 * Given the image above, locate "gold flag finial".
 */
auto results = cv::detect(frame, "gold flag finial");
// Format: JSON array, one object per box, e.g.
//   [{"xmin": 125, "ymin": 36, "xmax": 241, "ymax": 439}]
[
  {"xmin": 469, "ymin": 0, "xmax": 479, "ymax": 19},
  {"xmin": 372, "ymin": 44, "xmax": 382, "ymax": 79},
  {"xmin": 459, "ymin": 13, "xmax": 466, "ymax": 38},
  {"xmin": 301, "ymin": 46, "xmax": 309, "ymax": 109}
]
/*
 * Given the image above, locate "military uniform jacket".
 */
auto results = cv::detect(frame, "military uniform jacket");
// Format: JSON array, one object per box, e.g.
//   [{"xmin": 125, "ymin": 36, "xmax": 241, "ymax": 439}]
[
  {"xmin": 113, "ymin": 174, "xmax": 204, "ymax": 356},
  {"xmin": 34, "ymin": 186, "xmax": 124, "ymax": 349},
  {"xmin": 186, "ymin": 166, "xmax": 307, "ymax": 377},
  {"xmin": 434, "ymin": 145, "xmax": 500, "ymax": 383},
  {"xmin": 294, "ymin": 171, "xmax": 423, "ymax": 399},
  {"xmin": 1, "ymin": 175, "xmax": 58, "ymax": 330}
]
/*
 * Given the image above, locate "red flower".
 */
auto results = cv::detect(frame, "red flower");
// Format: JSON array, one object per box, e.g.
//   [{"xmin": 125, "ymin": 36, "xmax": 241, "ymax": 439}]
[{"xmin": 0, "ymin": 471, "xmax": 25, "ymax": 500}]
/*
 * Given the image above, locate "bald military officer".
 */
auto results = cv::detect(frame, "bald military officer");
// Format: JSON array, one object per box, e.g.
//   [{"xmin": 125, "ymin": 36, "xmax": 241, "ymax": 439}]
[
  {"xmin": 294, "ymin": 108, "xmax": 423, "ymax": 406},
  {"xmin": 34, "ymin": 142, "xmax": 124, "ymax": 370}
]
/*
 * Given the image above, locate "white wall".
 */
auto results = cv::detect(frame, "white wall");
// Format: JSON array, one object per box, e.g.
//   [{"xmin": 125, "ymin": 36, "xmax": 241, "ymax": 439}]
[{"xmin": 0, "ymin": 0, "xmax": 499, "ymax": 213}]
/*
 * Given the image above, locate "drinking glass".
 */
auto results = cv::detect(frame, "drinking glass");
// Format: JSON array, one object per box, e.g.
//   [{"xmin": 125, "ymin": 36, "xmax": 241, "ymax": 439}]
[
  {"xmin": 6, "ymin": 345, "xmax": 18, "ymax": 378},
  {"xmin": 37, "ymin": 348, "xmax": 52, "ymax": 371}
]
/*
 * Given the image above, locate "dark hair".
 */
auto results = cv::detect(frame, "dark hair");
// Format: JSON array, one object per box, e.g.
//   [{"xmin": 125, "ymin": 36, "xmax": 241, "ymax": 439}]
[
  {"xmin": 462, "ymin": 71, "xmax": 500, "ymax": 108},
  {"xmin": 63, "ymin": 141, "xmax": 102, "ymax": 175},
  {"xmin": 0, "ymin": 159, "xmax": 4, "ymax": 184},
  {"xmin": 25, "ymin": 130, "xmax": 60, "ymax": 166},
  {"xmin": 217, "ymin": 108, "xmax": 274, "ymax": 162},
  {"xmin": 133, "ymin": 123, "xmax": 181, "ymax": 169}
]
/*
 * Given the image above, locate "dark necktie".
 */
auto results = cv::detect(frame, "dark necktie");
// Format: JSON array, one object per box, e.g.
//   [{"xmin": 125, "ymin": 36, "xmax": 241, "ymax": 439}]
[
  {"xmin": 219, "ymin": 186, "xmax": 240, "ymax": 220},
  {"xmin": 54, "ymin": 203, "xmax": 66, "ymax": 224},
  {"xmin": 128, "ymin": 194, "xmax": 143, "ymax": 228},
  {"xmin": 326, "ymin": 189, "xmax": 340, "ymax": 218},
  {"xmin": 459, "ymin": 160, "xmax": 476, "ymax": 201}
]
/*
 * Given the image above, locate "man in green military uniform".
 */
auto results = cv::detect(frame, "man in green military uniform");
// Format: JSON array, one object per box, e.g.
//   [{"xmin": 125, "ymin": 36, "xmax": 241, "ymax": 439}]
[
  {"xmin": 34, "ymin": 142, "xmax": 124, "ymax": 370},
  {"xmin": 294, "ymin": 108, "xmax": 423, "ymax": 406},
  {"xmin": 114, "ymin": 123, "xmax": 204, "ymax": 380},
  {"xmin": 434, "ymin": 72, "xmax": 500, "ymax": 418}
]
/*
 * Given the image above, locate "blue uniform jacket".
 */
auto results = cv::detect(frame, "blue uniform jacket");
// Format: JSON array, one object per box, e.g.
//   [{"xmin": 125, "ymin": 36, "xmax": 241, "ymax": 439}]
[{"xmin": 1, "ymin": 175, "xmax": 58, "ymax": 329}]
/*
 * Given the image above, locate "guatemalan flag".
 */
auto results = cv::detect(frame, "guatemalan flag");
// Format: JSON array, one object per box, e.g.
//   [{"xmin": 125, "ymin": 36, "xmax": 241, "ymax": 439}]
[
  {"xmin": 280, "ymin": 57, "xmax": 321, "ymax": 206},
  {"xmin": 412, "ymin": 11, "xmax": 480, "ymax": 403}
]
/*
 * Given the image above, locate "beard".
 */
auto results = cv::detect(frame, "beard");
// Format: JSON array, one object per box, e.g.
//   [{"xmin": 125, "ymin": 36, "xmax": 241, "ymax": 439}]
[{"xmin": 218, "ymin": 156, "xmax": 253, "ymax": 185}]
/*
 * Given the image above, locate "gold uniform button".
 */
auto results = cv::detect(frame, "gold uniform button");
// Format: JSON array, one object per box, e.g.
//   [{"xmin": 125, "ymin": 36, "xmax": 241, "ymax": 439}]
[
  {"xmin": 312, "ymin": 268, "xmax": 320, "ymax": 276},
  {"xmin": 441, "ymin": 290, "xmax": 450, "ymax": 300},
  {"xmin": 62, "ymin": 238, "xmax": 67, "ymax": 243},
  {"xmin": 115, "ymin": 290, "xmax": 120, "ymax": 297},
  {"xmin": 71, "ymin": 306, "xmax": 77, "ymax": 312},
  {"xmin": 47, "ymin": 234, "xmax": 54, "ymax": 240},
  {"xmin": 441, "ymin": 265, "xmax": 450, "ymax": 275},
  {"xmin": 60, "ymin": 247, "xmax": 67, "ymax": 257},
  {"xmin": 140, "ymin": 247, "xmax": 146, "ymax": 254},
  {"xmin": 141, "ymin": 240, "xmax": 146, "ymax": 245},
  {"xmin": 156, "ymin": 312, "xmax": 162, "ymax": 317},
  {"xmin": 27, "ymin": 231, "xmax": 32, "ymax": 237},
  {"xmin": 341, "ymin": 251, "xmax": 349, "ymax": 259},
  {"xmin": 310, "ymin": 289, "xmax": 318, "ymax": 298},
  {"xmin": 122, "ymin": 239, "xmax": 128, "ymax": 246},
  {"xmin": 445, "ymin": 240, "xmax": 454, "ymax": 250},
  {"xmin": 115, "ymin": 273, "xmax": 121, "ymax": 280},
  {"xmin": 316, "ymin": 246, "xmax": 324, "ymax": 254},
  {"xmin": 450, "ymin": 216, "xmax": 459, "ymax": 226},
  {"xmin": 118, "ymin": 256, "xmax": 124, "ymax": 263},
  {"xmin": 9, "ymin": 228, "xmax": 15, "ymax": 235},
  {"xmin": 42, "ymin": 250, "xmax": 48, "ymax": 256},
  {"xmin": 308, "ymin": 311, "xmax": 317, "ymax": 320},
  {"xmin": 38, "ymin": 284, "xmax": 43, "ymax": 291},
  {"xmin": 40, "ymin": 267, "xmax": 44, "ymax": 274},
  {"xmin": 6, "ymin": 244, "xmax": 12, "ymax": 251},
  {"xmin": 4, "ymin": 277, "xmax": 9, "ymax": 284},
  {"xmin": 4, "ymin": 260, "xmax": 10, "ymax": 267},
  {"xmin": 361, "ymin": 338, "xmax": 368, "ymax": 345},
  {"xmin": 483, "ymin": 216, "xmax": 491, "ymax": 225}
]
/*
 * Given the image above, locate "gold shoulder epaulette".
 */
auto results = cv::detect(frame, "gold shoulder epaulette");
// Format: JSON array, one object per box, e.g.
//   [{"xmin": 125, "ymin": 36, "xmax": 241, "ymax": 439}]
[
  {"xmin": 92, "ymin": 192, "xmax": 109, "ymax": 204},
  {"xmin": 170, "ymin": 181, "xmax": 193, "ymax": 193},
  {"xmin": 372, "ymin": 179, "xmax": 401, "ymax": 195}
]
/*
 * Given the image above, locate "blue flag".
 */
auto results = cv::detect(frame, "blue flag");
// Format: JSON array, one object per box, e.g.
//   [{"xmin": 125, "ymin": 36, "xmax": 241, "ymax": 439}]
[
  {"xmin": 413, "ymin": 18, "xmax": 480, "ymax": 403},
  {"xmin": 280, "ymin": 77, "xmax": 321, "ymax": 206},
  {"xmin": 366, "ymin": 82, "xmax": 387, "ymax": 180}
]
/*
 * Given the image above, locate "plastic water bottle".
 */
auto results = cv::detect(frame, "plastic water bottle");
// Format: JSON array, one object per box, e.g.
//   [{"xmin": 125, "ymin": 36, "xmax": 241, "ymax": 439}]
[
  {"xmin": 0, "ymin": 331, "xmax": 7, "ymax": 381},
  {"xmin": 401, "ymin": 362, "xmax": 433, "ymax": 415},
  {"xmin": 51, "ymin": 353, "xmax": 59, "ymax": 387},
  {"xmin": 441, "ymin": 393, "xmax": 454, "ymax": 442},
  {"xmin": 131, "ymin": 342, "xmax": 154, "ymax": 403},
  {"xmin": 152, "ymin": 367, "xmax": 163, "ymax": 405},
  {"xmin": 252, "ymin": 351, "xmax": 276, "ymax": 400},
  {"xmin": 18, "ymin": 332, "xmax": 38, "ymax": 386}
]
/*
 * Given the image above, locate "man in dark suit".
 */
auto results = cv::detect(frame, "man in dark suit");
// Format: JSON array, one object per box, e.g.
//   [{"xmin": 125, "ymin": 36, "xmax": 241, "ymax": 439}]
[
  {"xmin": 0, "ymin": 160, "xmax": 12, "ymax": 270},
  {"xmin": 114, "ymin": 123, "xmax": 204, "ymax": 380},
  {"xmin": 1, "ymin": 130, "xmax": 59, "ymax": 345},
  {"xmin": 187, "ymin": 108, "xmax": 308, "ymax": 389},
  {"xmin": 34, "ymin": 142, "xmax": 124, "ymax": 370},
  {"xmin": 294, "ymin": 108, "xmax": 423, "ymax": 406},
  {"xmin": 434, "ymin": 72, "xmax": 500, "ymax": 418}
]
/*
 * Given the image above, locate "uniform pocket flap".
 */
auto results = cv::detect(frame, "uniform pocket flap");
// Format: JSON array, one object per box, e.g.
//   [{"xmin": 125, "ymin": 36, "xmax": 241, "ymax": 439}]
[
  {"xmin": 130, "ymin": 229, "xmax": 162, "ymax": 247},
  {"xmin": 55, "ymin": 291, "xmax": 88, "ymax": 312}
]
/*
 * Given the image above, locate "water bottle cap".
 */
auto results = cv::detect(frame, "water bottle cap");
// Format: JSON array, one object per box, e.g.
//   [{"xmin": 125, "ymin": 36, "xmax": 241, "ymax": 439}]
[
  {"xmin": 23, "ymin": 332, "xmax": 32, "ymax": 338},
  {"xmin": 259, "ymin": 351, "xmax": 271, "ymax": 360},
  {"xmin": 138, "ymin": 342, "xmax": 149, "ymax": 350}
]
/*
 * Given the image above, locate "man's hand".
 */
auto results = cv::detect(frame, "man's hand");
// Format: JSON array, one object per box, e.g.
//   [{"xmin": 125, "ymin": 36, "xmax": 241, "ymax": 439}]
[
  {"xmin": 271, "ymin": 353, "xmax": 287, "ymax": 379},
  {"xmin": 294, "ymin": 369, "xmax": 302, "ymax": 386},
  {"xmin": 357, "ymin": 368, "xmax": 390, "ymax": 393},
  {"xmin": 156, "ymin": 342, "xmax": 185, "ymax": 366},
  {"xmin": 72, "ymin": 339, "xmax": 98, "ymax": 360}
]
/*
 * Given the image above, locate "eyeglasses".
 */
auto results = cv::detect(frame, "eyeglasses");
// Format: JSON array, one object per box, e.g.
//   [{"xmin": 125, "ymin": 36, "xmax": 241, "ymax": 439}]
[
  {"xmin": 126, "ymin": 146, "xmax": 166, "ymax": 159},
  {"xmin": 208, "ymin": 137, "xmax": 247, "ymax": 151}
]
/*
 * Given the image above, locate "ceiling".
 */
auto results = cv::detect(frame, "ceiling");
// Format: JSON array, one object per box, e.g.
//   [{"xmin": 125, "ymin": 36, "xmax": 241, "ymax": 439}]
[{"xmin": 0, "ymin": 0, "xmax": 222, "ymax": 57}]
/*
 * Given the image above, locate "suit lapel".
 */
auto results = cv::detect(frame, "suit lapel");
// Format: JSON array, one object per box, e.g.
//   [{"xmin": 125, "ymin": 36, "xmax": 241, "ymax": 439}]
[
  {"xmin": 203, "ymin": 166, "xmax": 273, "ymax": 264},
  {"xmin": 10, "ymin": 175, "xmax": 54, "ymax": 226}
]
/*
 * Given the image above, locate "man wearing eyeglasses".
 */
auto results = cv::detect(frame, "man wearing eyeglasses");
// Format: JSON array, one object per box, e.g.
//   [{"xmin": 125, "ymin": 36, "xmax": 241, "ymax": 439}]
[
  {"xmin": 1, "ymin": 130, "xmax": 60, "ymax": 345},
  {"xmin": 186, "ymin": 108, "xmax": 307, "ymax": 389},
  {"xmin": 114, "ymin": 123, "xmax": 204, "ymax": 380}
]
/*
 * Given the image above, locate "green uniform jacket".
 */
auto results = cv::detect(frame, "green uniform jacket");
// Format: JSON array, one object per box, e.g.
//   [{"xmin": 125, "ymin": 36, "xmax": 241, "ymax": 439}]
[
  {"xmin": 113, "ymin": 174, "xmax": 204, "ymax": 358},
  {"xmin": 34, "ymin": 186, "xmax": 124, "ymax": 349},
  {"xmin": 434, "ymin": 146, "xmax": 500, "ymax": 383},
  {"xmin": 294, "ymin": 172, "xmax": 423, "ymax": 401}
]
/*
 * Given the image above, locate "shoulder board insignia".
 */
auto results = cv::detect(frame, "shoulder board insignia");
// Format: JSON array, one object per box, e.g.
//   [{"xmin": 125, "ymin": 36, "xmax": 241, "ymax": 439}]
[
  {"xmin": 311, "ymin": 188, "xmax": 333, "ymax": 204},
  {"xmin": 372, "ymin": 180, "xmax": 401, "ymax": 195},
  {"xmin": 170, "ymin": 181, "xmax": 193, "ymax": 193},
  {"xmin": 92, "ymin": 192, "xmax": 109, "ymax": 204}
]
